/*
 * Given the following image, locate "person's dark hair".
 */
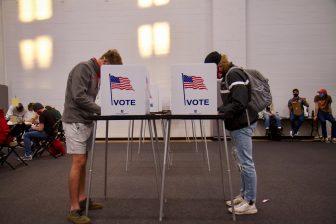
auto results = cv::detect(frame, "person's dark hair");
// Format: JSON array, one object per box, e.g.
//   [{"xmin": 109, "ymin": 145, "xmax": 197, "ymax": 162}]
[
  {"xmin": 16, "ymin": 103, "xmax": 24, "ymax": 112},
  {"xmin": 100, "ymin": 49, "xmax": 123, "ymax": 65},
  {"xmin": 33, "ymin": 102, "xmax": 44, "ymax": 112},
  {"xmin": 27, "ymin": 103, "xmax": 34, "ymax": 111},
  {"xmin": 293, "ymin": 88, "xmax": 299, "ymax": 93}
]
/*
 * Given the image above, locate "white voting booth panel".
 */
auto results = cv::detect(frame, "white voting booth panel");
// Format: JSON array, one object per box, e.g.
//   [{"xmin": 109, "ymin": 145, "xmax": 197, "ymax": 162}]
[
  {"xmin": 100, "ymin": 65, "xmax": 149, "ymax": 115},
  {"xmin": 170, "ymin": 64, "xmax": 217, "ymax": 115},
  {"xmin": 149, "ymin": 85, "xmax": 162, "ymax": 113}
]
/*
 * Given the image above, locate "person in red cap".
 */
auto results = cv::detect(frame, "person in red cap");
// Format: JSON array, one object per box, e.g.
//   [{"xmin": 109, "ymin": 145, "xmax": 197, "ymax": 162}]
[{"xmin": 314, "ymin": 88, "xmax": 336, "ymax": 143}]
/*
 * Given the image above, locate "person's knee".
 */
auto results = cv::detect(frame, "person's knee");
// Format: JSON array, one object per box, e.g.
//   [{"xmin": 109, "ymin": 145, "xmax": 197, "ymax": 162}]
[{"xmin": 72, "ymin": 155, "xmax": 87, "ymax": 168}]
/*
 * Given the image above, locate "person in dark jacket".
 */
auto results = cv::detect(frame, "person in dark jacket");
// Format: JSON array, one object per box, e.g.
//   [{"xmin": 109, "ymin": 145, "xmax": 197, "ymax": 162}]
[
  {"xmin": 62, "ymin": 49, "xmax": 123, "ymax": 224},
  {"xmin": 205, "ymin": 51, "xmax": 258, "ymax": 215}
]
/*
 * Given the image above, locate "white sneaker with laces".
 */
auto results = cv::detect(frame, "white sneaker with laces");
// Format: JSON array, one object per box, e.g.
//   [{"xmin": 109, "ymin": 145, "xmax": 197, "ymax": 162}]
[
  {"xmin": 226, "ymin": 195, "xmax": 244, "ymax": 207},
  {"xmin": 228, "ymin": 199, "xmax": 258, "ymax": 215}
]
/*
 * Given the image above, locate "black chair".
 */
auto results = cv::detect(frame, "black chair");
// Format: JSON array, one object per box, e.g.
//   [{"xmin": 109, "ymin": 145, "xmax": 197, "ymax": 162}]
[
  {"xmin": 0, "ymin": 144, "xmax": 28, "ymax": 169},
  {"xmin": 32, "ymin": 120, "xmax": 64, "ymax": 159}
]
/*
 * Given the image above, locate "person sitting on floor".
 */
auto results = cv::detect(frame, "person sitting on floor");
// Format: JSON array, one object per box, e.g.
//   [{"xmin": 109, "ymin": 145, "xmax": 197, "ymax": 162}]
[
  {"xmin": 263, "ymin": 104, "xmax": 282, "ymax": 136},
  {"xmin": 288, "ymin": 88, "xmax": 309, "ymax": 137},
  {"xmin": 21, "ymin": 103, "xmax": 56, "ymax": 161},
  {"xmin": 314, "ymin": 88, "xmax": 336, "ymax": 143}
]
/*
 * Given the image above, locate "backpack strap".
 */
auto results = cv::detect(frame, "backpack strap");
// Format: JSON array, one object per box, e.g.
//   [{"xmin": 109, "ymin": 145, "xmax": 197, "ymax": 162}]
[
  {"xmin": 225, "ymin": 67, "xmax": 249, "ymax": 91},
  {"xmin": 225, "ymin": 66, "xmax": 252, "ymax": 127}
]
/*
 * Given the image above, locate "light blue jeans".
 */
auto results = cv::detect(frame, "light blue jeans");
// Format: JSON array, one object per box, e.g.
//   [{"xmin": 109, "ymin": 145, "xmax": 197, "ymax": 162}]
[{"xmin": 230, "ymin": 122, "xmax": 257, "ymax": 203}]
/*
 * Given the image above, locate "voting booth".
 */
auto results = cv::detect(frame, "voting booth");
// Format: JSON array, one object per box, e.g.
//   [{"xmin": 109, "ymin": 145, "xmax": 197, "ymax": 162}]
[
  {"xmin": 100, "ymin": 65, "xmax": 150, "ymax": 115},
  {"xmin": 149, "ymin": 85, "xmax": 162, "ymax": 113},
  {"xmin": 170, "ymin": 64, "xmax": 217, "ymax": 114}
]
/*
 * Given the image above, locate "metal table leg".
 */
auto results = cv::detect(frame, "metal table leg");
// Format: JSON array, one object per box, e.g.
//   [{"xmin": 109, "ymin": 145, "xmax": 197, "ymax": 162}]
[
  {"xmin": 216, "ymin": 120, "xmax": 226, "ymax": 200},
  {"xmin": 152, "ymin": 119, "xmax": 162, "ymax": 174},
  {"xmin": 159, "ymin": 119, "xmax": 171, "ymax": 222},
  {"xmin": 191, "ymin": 120, "xmax": 198, "ymax": 152},
  {"xmin": 148, "ymin": 119, "xmax": 161, "ymax": 199},
  {"xmin": 184, "ymin": 120, "xmax": 190, "ymax": 142},
  {"xmin": 85, "ymin": 121, "xmax": 98, "ymax": 216},
  {"xmin": 126, "ymin": 120, "xmax": 131, "ymax": 172},
  {"xmin": 104, "ymin": 120, "xmax": 109, "ymax": 200},
  {"xmin": 138, "ymin": 120, "xmax": 143, "ymax": 154},
  {"xmin": 221, "ymin": 120, "xmax": 236, "ymax": 221},
  {"xmin": 200, "ymin": 120, "xmax": 211, "ymax": 172}
]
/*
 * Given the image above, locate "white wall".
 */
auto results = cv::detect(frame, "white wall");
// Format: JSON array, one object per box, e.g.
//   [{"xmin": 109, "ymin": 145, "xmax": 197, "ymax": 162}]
[
  {"xmin": 2, "ymin": 0, "xmax": 212, "ymax": 137},
  {"xmin": 247, "ymin": 0, "xmax": 336, "ymax": 116},
  {"xmin": 0, "ymin": 0, "xmax": 5, "ymax": 85},
  {"xmin": 2, "ymin": 0, "xmax": 336, "ymax": 137}
]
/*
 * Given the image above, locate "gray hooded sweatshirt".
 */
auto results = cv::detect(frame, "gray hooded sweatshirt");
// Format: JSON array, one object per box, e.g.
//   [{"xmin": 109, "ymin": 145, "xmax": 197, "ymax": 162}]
[{"xmin": 62, "ymin": 58, "xmax": 101, "ymax": 124}]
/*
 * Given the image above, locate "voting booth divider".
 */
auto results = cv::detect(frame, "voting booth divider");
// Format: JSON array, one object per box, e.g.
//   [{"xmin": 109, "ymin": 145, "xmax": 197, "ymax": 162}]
[
  {"xmin": 170, "ymin": 64, "xmax": 217, "ymax": 115},
  {"xmin": 100, "ymin": 65, "xmax": 150, "ymax": 115}
]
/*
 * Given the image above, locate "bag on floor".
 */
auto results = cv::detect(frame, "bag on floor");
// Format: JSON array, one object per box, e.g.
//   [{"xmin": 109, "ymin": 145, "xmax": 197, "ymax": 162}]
[{"xmin": 48, "ymin": 139, "xmax": 65, "ymax": 156}]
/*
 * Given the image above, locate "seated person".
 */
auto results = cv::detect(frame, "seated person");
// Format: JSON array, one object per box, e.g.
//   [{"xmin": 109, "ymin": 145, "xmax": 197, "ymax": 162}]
[
  {"xmin": 24, "ymin": 103, "xmax": 38, "ymax": 124},
  {"xmin": 45, "ymin": 105, "xmax": 62, "ymax": 121},
  {"xmin": 263, "ymin": 104, "xmax": 282, "ymax": 136},
  {"xmin": 21, "ymin": 103, "xmax": 56, "ymax": 161},
  {"xmin": 6, "ymin": 103, "xmax": 26, "ymax": 121},
  {"xmin": 314, "ymin": 89, "xmax": 336, "ymax": 143},
  {"xmin": 288, "ymin": 89, "xmax": 309, "ymax": 137},
  {"xmin": 0, "ymin": 109, "xmax": 16, "ymax": 146}
]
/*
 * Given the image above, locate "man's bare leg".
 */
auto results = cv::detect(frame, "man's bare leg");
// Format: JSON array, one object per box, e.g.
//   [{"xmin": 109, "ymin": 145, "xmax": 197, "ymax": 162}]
[
  {"xmin": 79, "ymin": 154, "xmax": 87, "ymax": 202},
  {"xmin": 69, "ymin": 154, "xmax": 87, "ymax": 211}
]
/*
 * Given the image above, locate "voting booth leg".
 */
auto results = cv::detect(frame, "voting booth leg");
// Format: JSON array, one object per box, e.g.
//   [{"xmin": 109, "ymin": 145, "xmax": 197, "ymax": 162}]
[
  {"xmin": 143, "ymin": 120, "xmax": 147, "ymax": 141},
  {"xmin": 126, "ymin": 121, "xmax": 131, "ymax": 172},
  {"xmin": 184, "ymin": 120, "xmax": 190, "ymax": 142},
  {"xmin": 191, "ymin": 120, "xmax": 198, "ymax": 152},
  {"xmin": 138, "ymin": 120, "xmax": 144, "ymax": 154},
  {"xmin": 152, "ymin": 120, "xmax": 162, "ymax": 174},
  {"xmin": 85, "ymin": 121, "xmax": 97, "ymax": 216},
  {"xmin": 104, "ymin": 121, "xmax": 109, "ymax": 200},
  {"xmin": 216, "ymin": 120, "xmax": 227, "ymax": 200},
  {"xmin": 130, "ymin": 120, "xmax": 134, "ymax": 162},
  {"xmin": 148, "ymin": 119, "xmax": 161, "ymax": 199},
  {"xmin": 126, "ymin": 120, "xmax": 135, "ymax": 172},
  {"xmin": 200, "ymin": 120, "xmax": 211, "ymax": 172},
  {"xmin": 222, "ymin": 120, "xmax": 236, "ymax": 221},
  {"xmin": 161, "ymin": 119, "xmax": 172, "ymax": 167},
  {"xmin": 159, "ymin": 119, "xmax": 171, "ymax": 222}
]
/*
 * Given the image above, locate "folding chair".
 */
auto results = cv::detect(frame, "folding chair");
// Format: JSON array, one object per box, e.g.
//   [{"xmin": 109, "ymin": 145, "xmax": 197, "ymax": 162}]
[
  {"xmin": 0, "ymin": 144, "xmax": 28, "ymax": 169},
  {"xmin": 32, "ymin": 120, "xmax": 64, "ymax": 159}
]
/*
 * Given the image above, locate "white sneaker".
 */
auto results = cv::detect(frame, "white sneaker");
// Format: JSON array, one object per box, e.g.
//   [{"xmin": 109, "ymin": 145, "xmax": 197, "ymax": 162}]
[
  {"xmin": 228, "ymin": 199, "xmax": 258, "ymax": 215},
  {"xmin": 226, "ymin": 195, "xmax": 244, "ymax": 207},
  {"xmin": 289, "ymin": 131, "xmax": 293, "ymax": 137},
  {"xmin": 295, "ymin": 131, "xmax": 300, "ymax": 136}
]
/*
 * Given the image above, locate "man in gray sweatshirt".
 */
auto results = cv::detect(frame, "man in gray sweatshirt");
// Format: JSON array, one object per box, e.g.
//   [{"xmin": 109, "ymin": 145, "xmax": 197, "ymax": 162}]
[{"xmin": 62, "ymin": 49, "xmax": 122, "ymax": 224}]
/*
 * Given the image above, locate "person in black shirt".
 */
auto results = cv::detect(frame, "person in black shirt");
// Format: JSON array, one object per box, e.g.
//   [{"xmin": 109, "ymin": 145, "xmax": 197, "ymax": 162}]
[
  {"xmin": 21, "ymin": 103, "xmax": 56, "ymax": 160},
  {"xmin": 205, "ymin": 51, "xmax": 258, "ymax": 215}
]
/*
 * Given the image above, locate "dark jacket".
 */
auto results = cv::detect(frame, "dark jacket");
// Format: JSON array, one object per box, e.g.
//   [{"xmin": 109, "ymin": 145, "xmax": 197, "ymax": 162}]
[
  {"xmin": 218, "ymin": 66, "xmax": 258, "ymax": 131},
  {"xmin": 62, "ymin": 58, "xmax": 101, "ymax": 124}
]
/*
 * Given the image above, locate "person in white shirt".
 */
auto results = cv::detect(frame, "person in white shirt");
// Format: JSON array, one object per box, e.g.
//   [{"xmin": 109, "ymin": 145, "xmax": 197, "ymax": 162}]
[
  {"xmin": 6, "ymin": 103, "xmax": 26, "ymax": 122},
  {"xmin": 24, "ymin": 103, "xmax": 37, "ymax": 123}
]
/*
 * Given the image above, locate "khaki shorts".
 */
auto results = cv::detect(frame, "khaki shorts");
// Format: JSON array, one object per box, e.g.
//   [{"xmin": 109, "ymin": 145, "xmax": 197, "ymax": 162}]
[{"xmin": 63, "ymin": 122, "xmax": 94, "ymax": 154}]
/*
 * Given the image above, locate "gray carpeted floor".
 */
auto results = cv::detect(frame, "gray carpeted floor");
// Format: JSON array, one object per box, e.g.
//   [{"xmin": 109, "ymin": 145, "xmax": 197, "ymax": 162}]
[{"xmin": 0, "ymin": 140, "xmax": 336, "ymax": 224}]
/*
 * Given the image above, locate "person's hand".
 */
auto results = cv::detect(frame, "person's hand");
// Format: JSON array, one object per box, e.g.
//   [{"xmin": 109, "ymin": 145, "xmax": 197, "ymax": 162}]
[
  {"xmin": 314, "ymin": 116, "xmax": 318, "ymax": 121},
  {"xmin": 217, "ymin": 105, "xmax": 225, "ymax": 113}
]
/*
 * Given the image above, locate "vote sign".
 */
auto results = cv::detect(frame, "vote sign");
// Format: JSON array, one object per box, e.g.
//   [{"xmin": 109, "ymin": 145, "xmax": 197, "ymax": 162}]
[
  {"xmin": 170, "ymin": 64, "xmax": 217, "ymax": 114},
  {"xmin": 100, "ymin": 65, "xmax": 149, "ymax": 115}
]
